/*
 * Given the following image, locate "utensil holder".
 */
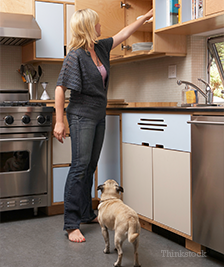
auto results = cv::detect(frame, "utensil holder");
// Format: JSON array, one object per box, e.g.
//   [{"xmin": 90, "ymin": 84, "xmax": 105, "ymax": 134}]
[{"xmin": 27, "ymin": 83, "xmax": 38, "ymax": 100}]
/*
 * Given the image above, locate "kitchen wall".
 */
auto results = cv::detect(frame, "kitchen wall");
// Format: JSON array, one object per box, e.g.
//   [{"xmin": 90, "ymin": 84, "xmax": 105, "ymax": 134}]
[
  {"xmin": 108, "ymin": 35, "xmax": 207, "ymax": 104},
  {"xmin": 0, "ymin": 35, "xmax": 206, "ymax": 105}
]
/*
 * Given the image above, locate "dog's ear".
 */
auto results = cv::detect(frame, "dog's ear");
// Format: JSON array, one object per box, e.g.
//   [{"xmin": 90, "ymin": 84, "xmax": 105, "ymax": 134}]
[
  {"xmin": 97, "ymin": 184, "xmax": 104, "ymax": 192},
  {"xmin": 116, "ymin": 185, "xmax": 124, "ymax": 193}
]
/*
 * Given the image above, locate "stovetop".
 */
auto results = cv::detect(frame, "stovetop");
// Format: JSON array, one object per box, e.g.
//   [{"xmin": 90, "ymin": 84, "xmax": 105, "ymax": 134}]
[{"xmin": 0, "ymin": 101, "xmax": 46, "ymax": 107}]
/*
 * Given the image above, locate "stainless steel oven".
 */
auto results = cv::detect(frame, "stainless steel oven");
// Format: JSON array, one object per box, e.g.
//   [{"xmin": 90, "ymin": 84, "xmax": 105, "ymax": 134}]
[{"xmin": 0, "ymin": 90, "xmax": 53, "ymax": 213}]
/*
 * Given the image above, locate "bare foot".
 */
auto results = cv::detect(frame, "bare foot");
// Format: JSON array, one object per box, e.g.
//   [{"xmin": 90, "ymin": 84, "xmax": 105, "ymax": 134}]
[{"xmin": 67, "ymin": 229, "xmax": 86, "ymax": 243}]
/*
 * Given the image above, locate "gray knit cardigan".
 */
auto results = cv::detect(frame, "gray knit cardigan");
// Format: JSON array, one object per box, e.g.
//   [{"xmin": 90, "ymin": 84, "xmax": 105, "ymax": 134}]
[{"xmin": 56, "ymin": 37, "xmax": 113, "ymax": 120}]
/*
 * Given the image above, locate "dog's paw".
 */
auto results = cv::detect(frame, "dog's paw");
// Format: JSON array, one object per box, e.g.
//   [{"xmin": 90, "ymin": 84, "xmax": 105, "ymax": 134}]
[
  {"xmin": 103, "ymin": 248, "xmax": 110, "ymax": 254},
  {"xmin": 134, "ymin": 265, "xmax": 141, "ymax": 267},
  {"xmin": 113, "ymin": 263, "xmax": 121, "ymax": 267}
]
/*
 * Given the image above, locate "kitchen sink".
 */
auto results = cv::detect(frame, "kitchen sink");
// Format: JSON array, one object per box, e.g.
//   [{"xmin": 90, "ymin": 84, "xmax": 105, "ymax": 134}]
[{"xmin": 181, "ymin": 103, "xmax": 218, "ymax": 107}]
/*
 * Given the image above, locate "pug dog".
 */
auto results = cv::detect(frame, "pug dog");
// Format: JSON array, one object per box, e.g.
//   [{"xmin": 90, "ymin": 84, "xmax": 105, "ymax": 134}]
[{"xmin": 97, "ymin": 179, "xmax": 141, "ymax": 267}]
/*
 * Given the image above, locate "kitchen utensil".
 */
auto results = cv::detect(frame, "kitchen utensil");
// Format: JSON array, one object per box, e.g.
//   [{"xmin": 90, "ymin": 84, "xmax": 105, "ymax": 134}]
[
  {"xmin": 28, "ymin": 82, "xmax": 38, "ymax": 100},
  {"xmin": 17, "ymin": 69, "xmax": 26, "ymax": 83},
  {"xmin": 37, "ymin": 65, "xmax": 42, "ymax": 82}
]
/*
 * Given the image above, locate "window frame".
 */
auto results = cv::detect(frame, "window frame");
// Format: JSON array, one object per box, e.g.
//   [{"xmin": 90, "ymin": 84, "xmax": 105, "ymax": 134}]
[{"xmin": 207, "ymin": 35, "xmax": 224, "ymax": 87}]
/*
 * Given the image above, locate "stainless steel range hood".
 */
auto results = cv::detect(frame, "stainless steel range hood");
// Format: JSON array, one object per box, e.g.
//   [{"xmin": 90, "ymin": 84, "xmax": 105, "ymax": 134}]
[{"xmin": 0, "ymin": 12, "xmax": 41, "ymax": 46}]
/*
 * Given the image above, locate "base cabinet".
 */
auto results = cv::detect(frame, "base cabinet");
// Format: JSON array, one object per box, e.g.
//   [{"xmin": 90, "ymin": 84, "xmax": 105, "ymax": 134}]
[
  {"xmin": 122, "ymin": 112, "xmax": 191, "ymax": 236},
  {"xmin": 153, "ymin": 148, "xmax": 191, "ymax": 235},
  {"xmin": 53, "ymin": 167, "xmax": 69, "ymax": 203},
  {"xmin": 98, "ymin": 115, "xmax": 121, "ymax": 197},
  {"xmin": 122, "ymin": 143, "xmax": 153, "ymax": 219}
]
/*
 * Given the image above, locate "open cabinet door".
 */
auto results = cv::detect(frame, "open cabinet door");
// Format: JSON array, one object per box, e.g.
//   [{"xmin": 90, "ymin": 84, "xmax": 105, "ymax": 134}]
[{"xmin": 75, "ymin": 0, "xmax": 124, "ymax": 57}]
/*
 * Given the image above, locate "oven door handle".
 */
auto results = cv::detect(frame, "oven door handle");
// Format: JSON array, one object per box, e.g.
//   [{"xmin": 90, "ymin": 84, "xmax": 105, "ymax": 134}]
[
  {"xmin": 0, "ymin": 137, "xmax": 48, "ymax": 142},
  {"xmin": 187, "ymin": 120, "xmax": 224, "ymax": 126}
]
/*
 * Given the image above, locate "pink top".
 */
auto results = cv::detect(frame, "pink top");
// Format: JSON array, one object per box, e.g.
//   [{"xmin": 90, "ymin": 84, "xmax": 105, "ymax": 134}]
[{"xmin": 97, "ymin": 64, "xmax": 107, "ymax": 88}]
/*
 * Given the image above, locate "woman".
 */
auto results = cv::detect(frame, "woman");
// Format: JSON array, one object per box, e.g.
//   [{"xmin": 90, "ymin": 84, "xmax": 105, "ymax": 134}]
[{"xmin": 54, "ymin": 8, "xmax": 153, "ymax": 243}]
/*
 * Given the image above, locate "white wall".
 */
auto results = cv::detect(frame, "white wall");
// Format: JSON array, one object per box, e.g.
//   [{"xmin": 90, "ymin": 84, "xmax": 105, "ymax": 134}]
[{"xmin": 0, "ymin": 36, "xmax": 206, "ymax": 105}]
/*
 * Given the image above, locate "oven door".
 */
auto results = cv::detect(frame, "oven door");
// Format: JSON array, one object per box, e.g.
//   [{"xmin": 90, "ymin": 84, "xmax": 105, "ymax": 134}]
[{"xmin": 0, "ymin": 133, "xmax": 49, "ymax": 198}]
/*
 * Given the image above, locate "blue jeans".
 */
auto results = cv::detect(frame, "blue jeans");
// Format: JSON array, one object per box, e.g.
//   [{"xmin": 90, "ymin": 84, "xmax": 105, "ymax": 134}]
[{"xmin": 64, "ymin": 113, "xmax": 105, "ymax": 230}]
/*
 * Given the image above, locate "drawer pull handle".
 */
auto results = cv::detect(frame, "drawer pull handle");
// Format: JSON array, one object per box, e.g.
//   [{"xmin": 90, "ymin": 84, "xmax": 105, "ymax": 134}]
[
  {"xmin": 156, "ymin": 144, "xmax": 164, "ymax": 148},
  {"xmin": 142, "ymin": 142, "xmax": 149, "ymax": 146},
  {"xmin": 140, "ymin": 127, "xmax": 164, "ymax": 131},
  {"xmin": 140, "ymin": 118, "xmax": 164, "ymax": 122},
  {"xmin": 138, "ymin": 123, "xmax": 167, "ymax": 127}
]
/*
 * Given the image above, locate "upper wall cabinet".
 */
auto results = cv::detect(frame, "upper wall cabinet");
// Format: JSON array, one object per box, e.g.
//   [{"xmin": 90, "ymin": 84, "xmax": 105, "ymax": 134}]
[
  {"xmin": 154, "ymin": 0, "xmax": 224, "ymax": 35},
  {"xmin": 22, "ymin": 0, "xmax": 74, "ymax": 63},
  {"xmin": 35, "ymin": 1, "xmax": 64, "ymax": 59},
  {"xmin": 205, "ymin": 0, "xmax": 224, "ymax": 16},
  {"xmin": 75, "ymin": 0, "xmax": 125, "ymax": 57},
  {"xmin": 0, "ymin": 0, "xmax": 34, "ymax": 15}
]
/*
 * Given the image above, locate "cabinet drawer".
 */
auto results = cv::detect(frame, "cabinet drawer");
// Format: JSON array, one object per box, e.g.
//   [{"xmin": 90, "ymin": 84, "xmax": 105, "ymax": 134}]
[
  {"xmin": 122, "ymin": 113, "xmax": 191, "ymax": 152},
  {"xmin": 53, "ymin": 167, "xmax": 69, "ymax": 203},
  {"xmin": 53, "ymin": 137, "xmax": 71, "ymax": 164}
]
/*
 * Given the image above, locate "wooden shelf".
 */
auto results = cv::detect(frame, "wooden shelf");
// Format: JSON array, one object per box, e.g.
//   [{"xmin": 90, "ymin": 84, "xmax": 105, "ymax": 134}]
[
  {"xmin": 110, "ymin": 51, "xmax": 186, "ymax": 65},
  {"xmin": 155, "ymin": 12, "xmax": 224, "ymax": 35}
]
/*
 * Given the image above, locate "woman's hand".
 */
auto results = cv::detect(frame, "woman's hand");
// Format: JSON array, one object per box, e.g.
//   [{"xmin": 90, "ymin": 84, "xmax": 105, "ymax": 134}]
[
  {"xmin": 54, "ymin": 122, "xmax": 66, "ymax": 143},
  {"xmin": 144, "ymin": 9, "xmax": 153, "ymax": 21}
]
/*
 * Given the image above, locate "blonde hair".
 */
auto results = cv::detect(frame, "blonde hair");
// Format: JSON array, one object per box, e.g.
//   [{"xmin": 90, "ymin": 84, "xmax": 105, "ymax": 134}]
[{"xmin": 68, "ymin": 9, "xmax": 99, "ymax": 52}]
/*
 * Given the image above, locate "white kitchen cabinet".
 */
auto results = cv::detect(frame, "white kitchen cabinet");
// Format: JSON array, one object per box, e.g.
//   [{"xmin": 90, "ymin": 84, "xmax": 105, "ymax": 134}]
[
  {"xmin": 153, "ymin": 148, "xmax": 191, "ymax": 235},
  {"xmin": 122, "ymin": 112, "xmax": 191, "ymax": 236},
  {"xmin": 66, "ymin": 4, "xmax": 74, "ymax": 52},
  {"xmin": 97, "ymin": 115, "xmax": 120, "ymax": 197},
  {"xmin": 53, "ymin": 167, "xmax": 69, "ymax": 203},
  {"xmin": 22, "ymin": 1, "xmax": 74, "ymax": 63},
  {"xmin": 35, "ymin": 1, "xmax": 64, "ymax": 59},
  {"xmin": 122, "ymin": 143, "xmax": 153, "ymax": 219},
  {"xmin": 122, "ymin": 113, "xmax": 191, "ymax": 152},
  {"xmin": 53, "ymin": 167, "xmax": 95, "ymax": 203},
  {"xmin": 53, "ymin": 136, "xmax": 71, "ymax": 165}
]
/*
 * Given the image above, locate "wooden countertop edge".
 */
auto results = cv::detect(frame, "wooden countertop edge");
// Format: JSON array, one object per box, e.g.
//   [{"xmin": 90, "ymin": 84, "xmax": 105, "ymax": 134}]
[{"xmin": 30, "ymin": 100, "xmax": 224, "ymax": 114}]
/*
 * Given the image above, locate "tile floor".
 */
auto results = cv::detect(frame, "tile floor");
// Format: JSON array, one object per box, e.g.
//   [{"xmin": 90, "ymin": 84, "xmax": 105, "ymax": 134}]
[{"xmin": 0, "ymin": 209, "xmax": 224, "ymax": 267}]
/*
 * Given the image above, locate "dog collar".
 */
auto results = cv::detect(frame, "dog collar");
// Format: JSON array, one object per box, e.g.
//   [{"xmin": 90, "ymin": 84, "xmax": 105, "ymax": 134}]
[{"xmin": 99, "ymin": 197, "xmax": 117, "ymax": 204}]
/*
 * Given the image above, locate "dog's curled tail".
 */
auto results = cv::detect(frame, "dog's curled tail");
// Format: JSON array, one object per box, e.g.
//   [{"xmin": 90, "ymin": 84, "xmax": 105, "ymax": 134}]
[{"xmin": 128, "ymin": 218, "xmax": 140, "ymax": 243}]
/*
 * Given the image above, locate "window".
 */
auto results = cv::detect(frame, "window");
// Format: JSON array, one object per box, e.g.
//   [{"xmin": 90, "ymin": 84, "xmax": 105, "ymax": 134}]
[
  {"xmin": 207, "ymin": 35, "xmax": 224, "ymax": 102},
  {"xmin": 0, "ymin": 151, "xmax": 29, "ymax": 172}
]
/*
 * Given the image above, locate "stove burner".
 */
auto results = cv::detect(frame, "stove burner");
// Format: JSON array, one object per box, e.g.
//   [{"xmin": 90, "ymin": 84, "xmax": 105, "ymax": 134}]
[{"xmin": 0, "ymin": 101, "xmax": 46, "ymax": 107}]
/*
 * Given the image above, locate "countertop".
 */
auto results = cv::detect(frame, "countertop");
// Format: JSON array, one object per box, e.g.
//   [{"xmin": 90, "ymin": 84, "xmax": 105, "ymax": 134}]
[{"xmin": 29, "ymin": 100, "xmax": 224, "ymax": 115}]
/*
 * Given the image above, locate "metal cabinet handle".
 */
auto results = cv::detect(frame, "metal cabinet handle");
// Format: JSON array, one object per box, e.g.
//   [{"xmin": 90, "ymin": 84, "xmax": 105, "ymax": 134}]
[
  {"xmin": 187, "ymin": 121, "xmax": 224, "ymax": 126},
  {"xmin": 0, "ymin": 137, "xmax": 48, "ymax": 142},
  {"xmin": 121, "ymin": 44, "xmax": 132, "ymax": 51},
  {"xmin": 120, "ymin": 1, "xmax": 131, "ymax": 9}
]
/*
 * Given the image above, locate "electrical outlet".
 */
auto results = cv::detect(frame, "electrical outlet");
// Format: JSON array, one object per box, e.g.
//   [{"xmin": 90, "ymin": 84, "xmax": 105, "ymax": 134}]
[{"xmin": 168, "ymin": 65, "xmax": 176, "ymax": 79}]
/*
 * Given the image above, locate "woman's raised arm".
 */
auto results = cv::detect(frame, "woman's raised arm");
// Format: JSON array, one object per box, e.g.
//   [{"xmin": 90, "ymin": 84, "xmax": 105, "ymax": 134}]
[{"xmin": 112, "ymin": 9, "xmax": 153, "ymax": 49}]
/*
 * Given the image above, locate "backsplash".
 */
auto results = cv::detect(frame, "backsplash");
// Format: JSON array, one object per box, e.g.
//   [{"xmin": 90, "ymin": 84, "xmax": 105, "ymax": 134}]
[
  {"xmin": 0, "ymin": 36, "xmax": 206, "ymax": 105},
  {"xmin": 108, "ymin": 35, "xmax": 207, "ymax": 105}
]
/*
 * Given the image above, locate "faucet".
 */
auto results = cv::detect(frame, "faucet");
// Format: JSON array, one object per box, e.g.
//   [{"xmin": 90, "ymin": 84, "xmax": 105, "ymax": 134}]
[
  {"xmin": 177, "ymin": 80, "xmax": 207, "ymax": 104},
  {"xmin": 198, "ymin": 78, "xmax": 213, "ymax": 105}
]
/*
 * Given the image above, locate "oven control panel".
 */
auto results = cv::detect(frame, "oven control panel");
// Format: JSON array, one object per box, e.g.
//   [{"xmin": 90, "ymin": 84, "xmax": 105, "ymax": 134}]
[
  {"xmin": 0, "ymin": 107, "xmax": 54, "ymax": 128},
  {"xmin": 2, "ymin": 113, "xmax": 52, "ymax": 127}
]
